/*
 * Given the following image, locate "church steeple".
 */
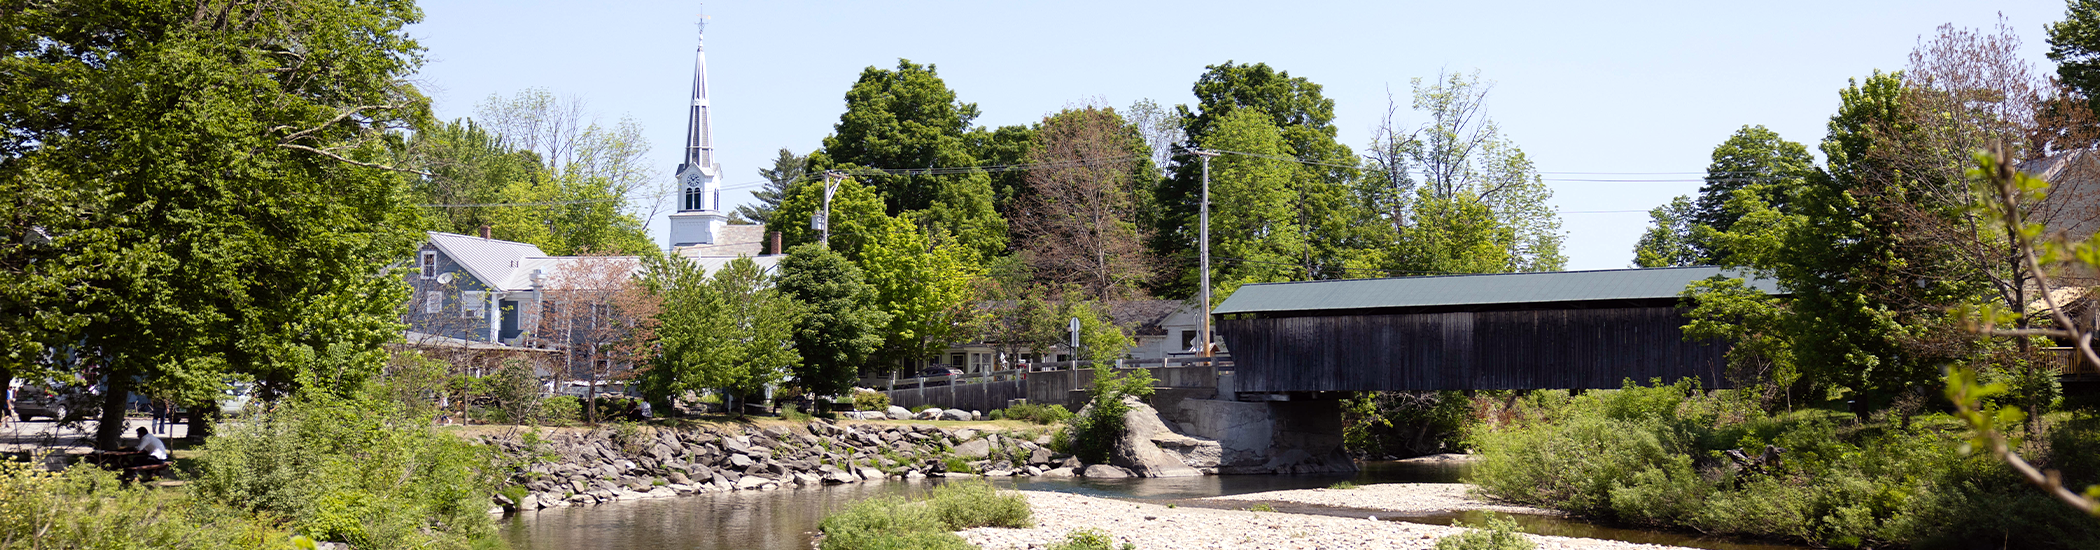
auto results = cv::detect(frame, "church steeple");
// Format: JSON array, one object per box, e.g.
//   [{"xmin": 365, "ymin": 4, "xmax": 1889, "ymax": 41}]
[
  {"xmin": 667, "ymin": 15, "xmax": 729, "ymax": 248},
  {"xmin": 675, "ymin": 18, "xmax": 719, "ymax": 214},
  {"xmin": 682, "ymin": 20, "xmax": 713, "ymax": 177}
]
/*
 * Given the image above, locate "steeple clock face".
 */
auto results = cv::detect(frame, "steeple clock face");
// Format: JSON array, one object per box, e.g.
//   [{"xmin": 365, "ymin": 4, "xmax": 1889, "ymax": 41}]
[{"xmin": 682, "ymin": 171, "xmax": 706, "ymax": 189}]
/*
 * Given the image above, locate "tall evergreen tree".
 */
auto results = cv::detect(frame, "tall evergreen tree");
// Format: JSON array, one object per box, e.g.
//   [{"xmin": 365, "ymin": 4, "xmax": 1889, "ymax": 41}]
[{"xmin": 735, "ymin": 148, "xmax": 806, "ymax": 225}]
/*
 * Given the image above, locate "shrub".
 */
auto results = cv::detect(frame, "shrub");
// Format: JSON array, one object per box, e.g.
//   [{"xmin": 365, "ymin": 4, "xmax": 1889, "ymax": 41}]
[
  {"xmin": 1434, "ymin": 514, "xmax": 1534, "ymax": 550},
  {"xmin": 193, "ymin": 387, "xmax": 500, "ymax": 549},
  {"xmin": 1047, "ymin": 528, "xmax": 1134, "ymax": 550},
  {"xmin": 1247, "ymin": 503, "xmax": 1276, "ymax": 512},
  {"xmin": 853, "ymin": 390, "xmax": 890, "ymax": 412},
  {"xmin": 1327, "ymin": 481, "xmax": 1357, "ymax": 490},
  {"xmin": 817, "ymin": 479, "xmax": 1030, "ymax": 550},
  {"xmin": 1466, "ymin": 379, "xmax": 2100, "ymax": 548},
  {"xmin": 539, "ymin": 395, "xmax": 581, "ymax": 425},
  {"xmin": 817, "ymin": 496, "xmax": 972, "ymax": 550},
  {"xmin": 1065, "ymin": 366, "xmax": 1155, "ymax": 464},
  {"xmin": 1003, "ymin": 402, "xmax": 1073, "ymax": 425},
  {"xmin": 0, "ymin": 461, "xmax": 301, "ymax": 550},
  {"xmin": 927, "ymin": 479, "xmax": 1032, "ymax": 529}
]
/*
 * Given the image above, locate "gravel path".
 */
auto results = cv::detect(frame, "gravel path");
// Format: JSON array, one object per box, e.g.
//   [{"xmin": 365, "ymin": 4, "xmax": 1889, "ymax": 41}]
[
  {"xmin": 959, "ymin": 491, "xmax": 1697, "ymax": 550},
  {"xmin": 1201, "ymin": 483, "xmax": 1555, "ymax": 516}
]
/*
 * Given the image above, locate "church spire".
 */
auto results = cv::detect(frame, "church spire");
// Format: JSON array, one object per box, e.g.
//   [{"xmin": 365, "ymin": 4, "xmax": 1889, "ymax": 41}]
[
  {"xmin": 675, "ymin": 14, "xmax": 719, "ymax": 214},
  {"xmin": 682, "ymin": 19, "xmax": 713, "ymax": 177},
  {"xmin": 667, "ymin": 13, "xmax": 728, "ymax": 249}
]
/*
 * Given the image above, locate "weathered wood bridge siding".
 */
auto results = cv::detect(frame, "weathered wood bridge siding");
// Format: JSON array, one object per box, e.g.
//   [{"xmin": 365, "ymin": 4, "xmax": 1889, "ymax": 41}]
[
  {"xmin": 1212, "ymin": 267, "xmax": 1783, "ymax": 393},
  {"xmin": 1218, "ymin": 303, "xmax": 1729, "ymax": 391}
]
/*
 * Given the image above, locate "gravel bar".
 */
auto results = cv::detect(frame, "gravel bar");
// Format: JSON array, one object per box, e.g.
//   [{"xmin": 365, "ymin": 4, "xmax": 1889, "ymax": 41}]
[
  {"xmin": 1200, "ymin": 483, "xmax": 1555, "ymax": 516},
  {"xmin": 959, "ymin": 491, "xmax": 1698, "ymax": 550}
]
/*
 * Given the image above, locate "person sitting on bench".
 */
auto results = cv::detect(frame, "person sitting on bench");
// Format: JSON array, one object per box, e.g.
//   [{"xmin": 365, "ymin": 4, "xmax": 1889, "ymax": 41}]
[{"xmin": 104, "ymin": 426, "xmax": 170, "ymax": 474}]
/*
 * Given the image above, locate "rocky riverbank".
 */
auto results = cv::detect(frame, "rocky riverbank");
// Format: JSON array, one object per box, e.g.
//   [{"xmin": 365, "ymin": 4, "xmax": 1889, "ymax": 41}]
[
  {"xmin": 483, "ymin": 419, "xmax": 1138, "ymax": 511},
  {"xmin": 959, "ymin": 491, "xmax": 1697, "ymax": 550}
]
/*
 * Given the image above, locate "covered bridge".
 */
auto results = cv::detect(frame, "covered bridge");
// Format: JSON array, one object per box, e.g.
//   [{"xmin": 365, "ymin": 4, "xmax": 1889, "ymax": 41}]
[{"xmin": 1212, "ymin": 267, "xmax": 1783, "ymax": 393}]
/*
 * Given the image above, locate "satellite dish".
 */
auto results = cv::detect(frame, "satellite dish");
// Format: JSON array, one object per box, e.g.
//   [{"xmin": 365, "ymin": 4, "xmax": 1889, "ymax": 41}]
[{"xmin": 436, "ymin": 272, "xmax": 455, "ymax": 285}]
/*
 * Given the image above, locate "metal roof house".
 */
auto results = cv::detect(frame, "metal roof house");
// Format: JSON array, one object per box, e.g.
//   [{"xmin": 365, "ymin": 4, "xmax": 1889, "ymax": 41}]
[
  {"xmin": 1213, "ymin": 266, "xmax": 1783, "ymax": 393},
  {"xmin": 406, "ymin": 230, "xmax": 780, "ymax": 350}
]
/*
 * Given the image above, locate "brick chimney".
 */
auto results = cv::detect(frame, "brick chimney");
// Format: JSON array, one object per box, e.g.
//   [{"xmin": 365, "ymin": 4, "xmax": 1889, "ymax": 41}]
[
  {"xmin": 768, "ymin": 231, "xmax": 783, "ymax": 255},
  {"xmin": 478, "ymin": 225, "xmax": 492, "ymax": 240}
]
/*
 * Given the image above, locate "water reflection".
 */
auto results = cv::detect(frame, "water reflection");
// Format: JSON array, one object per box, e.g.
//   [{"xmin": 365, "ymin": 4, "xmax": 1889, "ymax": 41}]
[
  {"xmin": 500, "ymin": 461, "xmax": 1467, "ymax": 550},
  {"xmin": 498, "ymin": 480, "xmax": 941, "ymax": 550},
  {"xmin": 502, "ymin": 460, "xmax": 1802, "ymax": 550}
]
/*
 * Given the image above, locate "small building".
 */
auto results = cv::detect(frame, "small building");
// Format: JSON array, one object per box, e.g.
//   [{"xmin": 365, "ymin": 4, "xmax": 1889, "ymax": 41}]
[
  {"xmin": 1213, "ymin": 266, "xmax": 1783, "ymax": 393},
  {"xmin": 404, "ymin": 229, "xmax": 778, "ymax": 380},
  {"xmin": 926, "ymin": 300, "xmax": 1220, "ymax": 374}
]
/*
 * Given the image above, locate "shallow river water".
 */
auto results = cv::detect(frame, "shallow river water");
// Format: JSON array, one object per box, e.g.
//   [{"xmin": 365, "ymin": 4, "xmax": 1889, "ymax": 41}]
[{"xmin": 497, "ymin": 461, "xmax": 1801, "ymax": 550}]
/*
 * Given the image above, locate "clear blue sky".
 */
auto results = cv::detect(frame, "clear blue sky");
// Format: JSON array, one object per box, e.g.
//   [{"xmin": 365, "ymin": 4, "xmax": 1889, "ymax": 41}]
[{"xmin": 409, "ymin": 0, "xmax": 2067, "ymax": 270}]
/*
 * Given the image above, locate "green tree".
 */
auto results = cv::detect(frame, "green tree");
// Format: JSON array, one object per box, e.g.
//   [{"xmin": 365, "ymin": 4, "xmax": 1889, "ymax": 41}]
[
  {"xmin": 487, "ymin": 168, "xmax": 655, "ymax": 255},
  {"xmin": 777, "ymin": 244, "xmax": 889, "ymax": 398},
  {"xmin": 1157, "ymin": 62, "xmax": 1371, "ymax": 293},
  {"xmin": 860, "ymin": 217, "xmax": 984, "ymax": 370},
  {"xmin": 1397, "ymin": 71, "xmax": 1564, "ymax": 272},
  {"xmin": 735, "ymin": 147, "xmax": 806, "ymax": 225},
  {"xmin": 813, "ymin": 60, "xmax": 1007, "ymax": 259},
  {"xmin": 768, "ymin": 174, "xmax": 890, "ymax": 262},
  {"xmin": 2, "ymin": 0, "xmax": 430, "ymax": 446},
  {"xmin": 1390, "ymin": 189, "xmax": 1518, "ymax": 275},
  {"xmin": 643, "ymin": 256, "xmax": 805, "ymax": 413},
  {"xmin": 403, "ymin": 118, "xmax": 541, "ymax": 236},
  {"xmin": 1197, "ymin": 109, "xmax": 1306, "ymax": 303},
  {"xmin": 1631, "ymin": 195, "xmax": 1701, "ymax": 268},
  {"xmin": 1691, "ymin": 126, "xmax": 1816, "ymax": 242},
  {"xmin": 1063, "ymin": 299, "xmax": 1135, "ymax": 364},
  {"xmin": 463, "ymin": 89, "xmax": 657, "ymax": 254},
  {"xmin": 2051, "ymin": 0, "xmax": 2100, "ymax": 114}
]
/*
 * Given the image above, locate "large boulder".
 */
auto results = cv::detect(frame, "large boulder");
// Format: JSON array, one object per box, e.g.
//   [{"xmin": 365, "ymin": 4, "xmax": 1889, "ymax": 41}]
[
  {"xmin": 1075, "ymin": 396, "xmax": 1206, "ymax": 478},
  {"xmin": 1081, "ymin": 464, "xmax": 1133, "ymax": 478},
  {"xmin": 952, "ymin": 438, "xmax": 992, "ymax": 459},
  {"xmin": 939, "ymin": 408, "xmax": 972, "ymax": 421},
  {"xmin": 885, "ymin": 406, "xmax": 912, "ymax": 420}
]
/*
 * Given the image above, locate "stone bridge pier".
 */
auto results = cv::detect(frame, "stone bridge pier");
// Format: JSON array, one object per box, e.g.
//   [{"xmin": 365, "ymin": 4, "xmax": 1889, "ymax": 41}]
[{"xmin": 1148, "ymin": 374, "xmax": 1355, "ymax": 475}]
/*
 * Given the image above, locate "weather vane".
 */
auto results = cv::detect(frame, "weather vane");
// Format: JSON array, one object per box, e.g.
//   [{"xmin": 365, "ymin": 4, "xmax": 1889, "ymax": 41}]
[{"xmin": 696, "ymin": 4, "xmax": 709, "ymax": 38}]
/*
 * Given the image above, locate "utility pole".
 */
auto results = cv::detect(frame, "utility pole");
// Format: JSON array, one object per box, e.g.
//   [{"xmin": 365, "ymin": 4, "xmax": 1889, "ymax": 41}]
[
  {"xmin": 815, "ymin": 170, "xmax": 844, "ymax": 246},
  {"xmin": 1188, "ymin": 147, "xmax": 1220, "ymax": 358}
]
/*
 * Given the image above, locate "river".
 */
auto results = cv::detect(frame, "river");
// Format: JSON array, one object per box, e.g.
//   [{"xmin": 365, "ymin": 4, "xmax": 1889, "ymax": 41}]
[{"xmin": 497, "ymin": 461, "xmax": 1800, "ymax": 550}]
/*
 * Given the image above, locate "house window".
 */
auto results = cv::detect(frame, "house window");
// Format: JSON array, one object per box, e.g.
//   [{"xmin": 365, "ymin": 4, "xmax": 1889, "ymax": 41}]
[
  {"xmin": 950, "ymin": 353, "xmax": 965, "ymax": 368},
  {"xmin": 424, "ymin": 291, "xmax": 443, "ymax": 314},
  {"xmin": 420, "ymin": 251, "xmax": 437, "ymax": 279},
  {"xmin": 1180, "ymin": 330, "xmax": 1197, "ymax": 351},
  {"xmin": 461, "ymin": 291, "xmax": 486, "ymax": 319}
]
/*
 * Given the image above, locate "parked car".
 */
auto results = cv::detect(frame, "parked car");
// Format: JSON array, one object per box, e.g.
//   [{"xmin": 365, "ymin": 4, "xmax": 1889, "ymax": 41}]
[
  {"xmin": 14, "ymin": 383, "xmax": 93, "ymax": 421},
  {"xmin": 917, "ymin": 366, "xmax": 963, "ymax": 387},
  {"xmin": 219, "ymin": 382, "xmax": 254, "ymax": 416}
]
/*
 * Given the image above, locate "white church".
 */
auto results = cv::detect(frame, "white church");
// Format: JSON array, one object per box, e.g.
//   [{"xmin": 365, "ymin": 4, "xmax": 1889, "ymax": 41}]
[
  {"xmin": 665, "ymin": 20, "xmax": 775, "ymax": 259},
  {"xmin": 402, "ymin": 23, "xmax": 778, "ymax": 356}
]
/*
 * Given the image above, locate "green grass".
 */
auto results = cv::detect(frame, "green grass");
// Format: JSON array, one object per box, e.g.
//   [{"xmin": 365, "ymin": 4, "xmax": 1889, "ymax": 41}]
[
  {"xmin": 1248, "ymin": 503, "xmax": 1275, "ymax": 512},
  {"xmin": 1326, "ymin": 481, "xmax": 1357, "ymax": 490},
  {"xmin": 1046, "ymin": 528, "xmax": 1134, "ymax": 550},
  {"xmin": 1435, "ymin": 514, "xmax": 1534, "ymax": 550},
  {"xmin": 818, "ymin": 478, "xmax": 1030, "ymax": 550}
]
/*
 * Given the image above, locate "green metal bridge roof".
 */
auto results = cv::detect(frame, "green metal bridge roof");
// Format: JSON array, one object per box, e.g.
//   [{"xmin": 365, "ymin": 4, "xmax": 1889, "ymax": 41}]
[{"xmin": 1212, "ymin": 266, "xmax": 1782, "ymax": 316}]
